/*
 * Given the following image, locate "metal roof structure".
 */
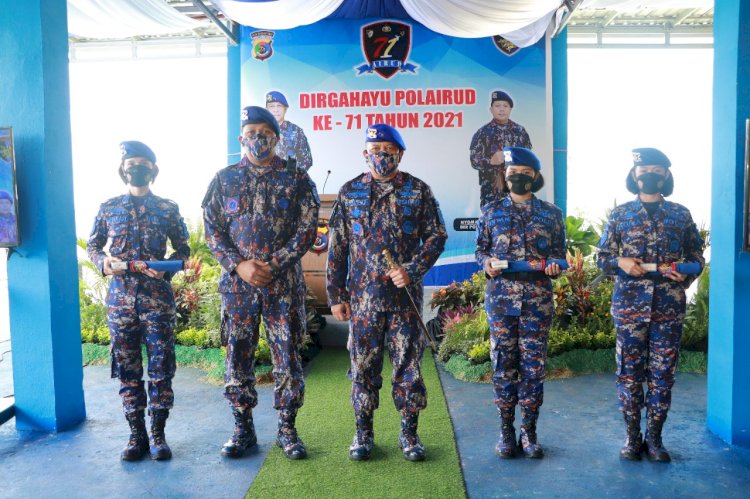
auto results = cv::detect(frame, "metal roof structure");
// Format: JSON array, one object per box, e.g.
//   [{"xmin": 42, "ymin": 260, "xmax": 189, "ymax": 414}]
[
  {"xmin": 568, "ymin": 4, "xmax": 714, "ymax": 48},
  {"xmin": 67, "ymin": 1, "xmax": 715, "ymax": 59}
]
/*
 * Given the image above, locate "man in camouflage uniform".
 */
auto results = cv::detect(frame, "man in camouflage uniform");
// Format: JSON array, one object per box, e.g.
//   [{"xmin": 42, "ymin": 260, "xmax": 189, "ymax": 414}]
[
  {"xmin": 266, "ymin": 91, "xmax": 313, "ymax": 171},
  {"xmin": 202, "ymin": 106, "xmax": 319, "ymax": 460},
  {"xmin": 0, "ymin": 190, "xmax": 17, "ymax": 245},
  {"xmin": 327, "ymin": 124, "xmax": 447, "ymax": 462},
  {"xmin": 597, "ymin": 147, "xmax": 704, "ymax": 462},
  {"xmin": 475, "ymin": 147, "xmax": 565, "ymax": 459},
  {"xmin": 88, "ymin": 141, "xmax": 190, "ymax": 461},
  {"xmin": 469, "ymin": 90, "xmax": 532, "ymax": 209}
]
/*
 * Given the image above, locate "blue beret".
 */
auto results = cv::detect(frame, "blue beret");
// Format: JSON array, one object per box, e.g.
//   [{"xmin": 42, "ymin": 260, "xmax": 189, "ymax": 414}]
[
  {"xmin": 491, "ymin": 90, "xmax": 514, "ymax": 108},
  {"xmin": 241, "ymin": 106, "xmax": 280, "ymax": 136},
  {"xmin": 0, "ymin": 190, "xmax": 12, "ymax": 204},
  {"xmin": 265, "ymin": 91, "xmax": 289, "ymax": 107},
  {"xmin": 632, "ymin": 147, "xmax": 671, "ymax": 168},
  {"xmin": 503, "ymin": 146, "xmax": 541, "ymax": 171},
  {"xmin": 119, "ymin": 141, "xmax": 156, "ymax": 163},
  {"xmin": 365, "ymin": 123, "xmax": 406, "ymax": 150}
]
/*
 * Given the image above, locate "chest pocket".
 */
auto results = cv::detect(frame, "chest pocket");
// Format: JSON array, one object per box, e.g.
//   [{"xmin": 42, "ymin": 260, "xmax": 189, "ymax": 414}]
[
  {"xmin": 489, "ymin": 214, "xmax": 512, "ymax": 253},
  {"xmin": 143, "ymin": 212, "xmax": 168, "ymax": 252},
  {"xmin": 222, "ymin": 184, "xmax": 246, "ymax": 218},
  {"xmin": 345, "ymin": 197, "xmax": 369, "ymax": 237},
  {"xmin": 397, "ymin": 190, "xmax": 421, "ymax": 238},
  {"xmin": 269, "ymin": 174, "xmax": 298, "ymax": 214},
  {"xmin": 529, "ymin": 213, "xmax": 557, "ymax": 257},
  {"xmin": 106, "ymin": 214, "xmax": 130, "ymax": 239},
  {"xmin": 658, "ymin": 217, "xmax": 684, "ymax": 256},
  {"xmin": 618, "ymin": 217, "xmax": 648, "ymax": 256}
]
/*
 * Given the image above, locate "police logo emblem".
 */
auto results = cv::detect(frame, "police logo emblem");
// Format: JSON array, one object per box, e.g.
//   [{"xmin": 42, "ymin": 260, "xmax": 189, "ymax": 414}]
[
  {"xmin": 250, "ymin": 30, "xmax": 275, "ymax": 62},
  {"xmin": 367, "ymin": 128, "xmax": 379, "ymax": 139},
  {"xmin": 492, "ymin": 35, "xmax": 520, "ymax": 56},
  {"xmin": 225, "ymin": 197, "xmax": 239, "ymax": 214},
  {"xmin": 632, "ymin": 152, "xmax": 641, "ymax": 163},
  {"xmin": 356, "ymin": 21, "xmax": 418, "ymax": 79},
  {"xmin": 503, "ymin": 150, "xmax": 514, "ymax": 163},
  {"xmin": 312, "ymin": 224, "xmax": 329, "ymax": 253}
]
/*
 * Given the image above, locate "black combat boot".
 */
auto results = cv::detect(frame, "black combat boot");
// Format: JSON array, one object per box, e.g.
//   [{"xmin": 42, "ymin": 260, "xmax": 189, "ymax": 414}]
[
  {"xmin": 620, "ymin": 413, "xmax": 643, "ymax": 461},
  {"xmin": 349, "ymin": 412, "xmax": 375, "ymax": 461},
  {"xmin": 495, "ymin": 408, "xmax": 517, "ymax": 459},
  {"xmin": 276, "ymin": 409, "xmax": 307, "ymax": 460},
  {"xmin": 121, "ymin": 410, "xmax": 149, "ymax": 461},
  {"xmin": 398, "ymin": 412, "xmax": 426, "ymax": 462},
  {"xmin": 221, "ymin": 407, "xmax": 258, "ymax": 458},
  {"xmin": 518, "ymin": 409, "xmax": 543, "ymax": 459},
  {"xmin": 149, "ymin": 409, "xmax": 172, "ymax": 460},
  {"xmin": 644, "ymin": 415, "xmax": 671, "ymax": 463}
]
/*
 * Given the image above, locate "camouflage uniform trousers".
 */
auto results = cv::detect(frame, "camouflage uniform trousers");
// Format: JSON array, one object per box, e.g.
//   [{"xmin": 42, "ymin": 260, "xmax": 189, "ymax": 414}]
[
  {"xmin": 486, "ymin": 292, "xmax": 551, "ymax": 413},
  {"xmin": 348, "ymin": 307, "xmax": 427, "ymax": 416},
  {"xmin": 107, "ymin": 275, "xmax": 176, "ymax": 415},
  {"xmin": 221, "ymin": 289, "xmax": 306, "ymax": 411},
  {"xmin": 615, "ymin": 318, "xmax": 682, "ymax": 419}
]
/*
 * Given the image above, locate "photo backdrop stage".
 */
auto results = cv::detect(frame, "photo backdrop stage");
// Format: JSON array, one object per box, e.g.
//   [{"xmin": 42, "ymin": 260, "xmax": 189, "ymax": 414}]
[{"xmin": 238, "ymin": 18, "xmax": 553, "ymax": 286}]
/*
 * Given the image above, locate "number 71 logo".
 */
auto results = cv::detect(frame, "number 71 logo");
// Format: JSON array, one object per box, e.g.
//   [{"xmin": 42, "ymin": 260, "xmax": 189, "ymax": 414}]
[{"xmin": 356, "ymin": 21, "xmax": 418, "ymax": 79}]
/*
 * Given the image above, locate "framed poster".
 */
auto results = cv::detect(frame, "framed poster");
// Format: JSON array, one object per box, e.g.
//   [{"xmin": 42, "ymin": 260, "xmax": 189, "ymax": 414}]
[{"xmin": 0, "ymin": 127, "xmax": 19, "ymax": 247}]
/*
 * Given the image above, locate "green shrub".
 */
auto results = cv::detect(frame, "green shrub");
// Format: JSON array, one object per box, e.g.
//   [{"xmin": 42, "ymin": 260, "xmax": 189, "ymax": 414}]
[
  {"xmin": 467, "ymin": 340, "xmax": 490, "ymax": 364},
  {"xmin": 682, "ymin": 265, "xmax": 709, "ymax": 351},
  {"xmin": 176, "ymin": 327, "xmax": 210, "ymax": 347},
  {"xmin": 256, "ymin": 334, "xmax": 271, "ymax": 364},
  {"xmin": 95, "ymin": 326, "xmax": 110, "ymax": 345},
  {"xmin": 80, "ymin": 302, "xmax": 107, "ymax": 332},
  {"xmin": 438, "ymin": 309, "xmax": 489, "ymax": 361}
]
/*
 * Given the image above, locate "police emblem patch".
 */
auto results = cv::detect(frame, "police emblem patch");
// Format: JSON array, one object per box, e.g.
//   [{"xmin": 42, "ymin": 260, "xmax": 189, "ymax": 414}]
[
  {"xmin": 278, "ymin": 198, "xmax": 289, "ymax": 209},
  {"xmin": 356, "ymin": 21, "xmax": 418, "ymax": 79},
  {"xmin": 225, "ymin": 197, "xmax": 239, "ymax": 214},
  {"xmin": 536, "ymin": 235, "xmax": 549, "ymax": 251},
  {"xmin": 492, "ymin": 35, "xmax": 520, "ymax": 56},
  {"xmin": 250, "ymin": 30, "xmax": 275, "ymax": 62},
  {"xmin": 312, "ymin": 224, "xmax": 329, "ymax": 253}
]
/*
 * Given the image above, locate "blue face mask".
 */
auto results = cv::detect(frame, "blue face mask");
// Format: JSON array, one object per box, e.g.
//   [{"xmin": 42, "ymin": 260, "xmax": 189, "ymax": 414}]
[
  {"xmin": 367, "ymin": 151, "xmax": 400, "ymax": 177},
  {"xmin": 243, "ymin": 134, "xmax": 275, "ymax": 162}
]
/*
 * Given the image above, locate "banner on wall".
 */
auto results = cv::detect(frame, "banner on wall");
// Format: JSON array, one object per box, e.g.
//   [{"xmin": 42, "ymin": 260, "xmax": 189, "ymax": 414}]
[{"xmin": 239, "ymin": 18, "xmax": 551, "ymax": 286}]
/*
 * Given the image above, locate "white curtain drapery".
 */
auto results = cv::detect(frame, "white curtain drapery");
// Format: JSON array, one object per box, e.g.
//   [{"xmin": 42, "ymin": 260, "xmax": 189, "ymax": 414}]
[
  {"xmin": 211, "ymin": 0, "xmax": 345, "ymax": 30},
  {"xmin": 68, "ymin": 0, "xmax": 206, "ymax": 39}
]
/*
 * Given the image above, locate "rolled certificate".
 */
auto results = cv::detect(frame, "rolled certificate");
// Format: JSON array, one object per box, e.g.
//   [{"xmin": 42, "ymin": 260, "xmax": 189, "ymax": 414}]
[
  {"xmin": 111, "ymin": 260, "xmax": 185, "ymax": 273},
  {"xmin": 618, "ymin": 262, "xmax": 702, "ymax": 277},
  {"xmin": 492, "ymin": 259, "xmax": 569, "ymax": 272}
]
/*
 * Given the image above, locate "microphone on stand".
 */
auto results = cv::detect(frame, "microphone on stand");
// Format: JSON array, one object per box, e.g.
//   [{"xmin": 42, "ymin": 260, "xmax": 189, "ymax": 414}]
[{"xmin": 322, "ymin": 169, "xmax": 331, "ymax": 194}]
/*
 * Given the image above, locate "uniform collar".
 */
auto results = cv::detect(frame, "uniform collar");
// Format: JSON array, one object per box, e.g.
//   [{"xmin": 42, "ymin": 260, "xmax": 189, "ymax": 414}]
[
  {"xmin": 634, "ymin": 195, "xmax": 664, "ymax": 211},
  {"xmin": 362, "ymin": 170, "xmax": 404, "ymax": 186},
  {"xmin": 501, "ymin": 194, "xmax": 539, "ymax": 209},
  {"xmin": 240, "ymin": 155, "xmax": 283, "ymax": 175}
]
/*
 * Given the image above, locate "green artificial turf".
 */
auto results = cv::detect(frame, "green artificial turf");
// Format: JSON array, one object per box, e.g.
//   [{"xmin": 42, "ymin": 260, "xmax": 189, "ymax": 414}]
[{"xmin": 246, "ymin": 348, "xmax": 466, "ymax": 499}]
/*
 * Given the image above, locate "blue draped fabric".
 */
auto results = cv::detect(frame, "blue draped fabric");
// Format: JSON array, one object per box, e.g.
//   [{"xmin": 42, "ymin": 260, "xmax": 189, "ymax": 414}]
[{"xmin": 328, "ymin": 0, "xmax": 410, "ymax": 19}]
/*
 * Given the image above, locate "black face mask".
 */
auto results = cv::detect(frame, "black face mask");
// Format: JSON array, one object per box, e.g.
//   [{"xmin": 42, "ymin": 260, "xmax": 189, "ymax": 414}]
[
  {"xmin": 506, "ymin": 173, "xmax": 534, "ymax": 195},
  {"xmin": 126, "ymin": 164, "xmax": 152, "ymax": 187},
  {"xmin": 636, "ymin": 172, "xmax": 665, "ymax": 195}
]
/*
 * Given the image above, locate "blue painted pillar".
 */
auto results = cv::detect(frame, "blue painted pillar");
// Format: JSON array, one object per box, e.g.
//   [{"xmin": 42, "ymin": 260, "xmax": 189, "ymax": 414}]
[
  {"xmin": 0, "ymin": 0, "xmax": 85, "ymax": 431},
  {"xmin": 551, "ymin": 28, "xmax": 568, "ymax": 216},
  {"xmin": 707, "ymin": 0, "xmax": 750, "ymax": 446},
  {"xmin": 227, "ymin": 40, "xmax": 241, "ymax": 160}
]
